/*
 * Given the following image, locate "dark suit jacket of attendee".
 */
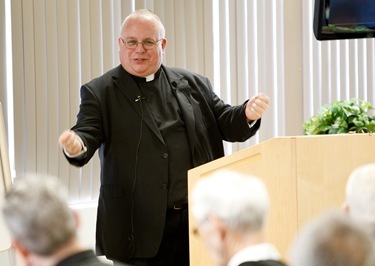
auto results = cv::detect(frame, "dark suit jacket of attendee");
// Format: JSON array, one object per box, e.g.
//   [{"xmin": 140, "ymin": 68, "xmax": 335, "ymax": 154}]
[
  {"xmin": 239, "ymin": 260, "xmax": 288, "ymax": 266},
  {"xmin": 66, "ymin": 64, "xmax": 261, "ymax": 262},
  {"xmin": 56, "ymin": 250, "xmax": 111, "ymax": 266}
]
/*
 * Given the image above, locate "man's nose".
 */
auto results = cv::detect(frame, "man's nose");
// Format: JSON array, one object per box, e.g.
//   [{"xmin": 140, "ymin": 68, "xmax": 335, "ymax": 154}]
[{"xmin": 134, "ymin": 42, "xmax": 146, "ymax": 51}]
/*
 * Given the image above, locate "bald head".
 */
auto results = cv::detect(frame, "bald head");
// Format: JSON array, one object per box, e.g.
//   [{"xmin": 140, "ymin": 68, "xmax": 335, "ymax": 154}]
[{"xmin": 120, "ymin": 9, "xmax": 165, "ymax": 40}]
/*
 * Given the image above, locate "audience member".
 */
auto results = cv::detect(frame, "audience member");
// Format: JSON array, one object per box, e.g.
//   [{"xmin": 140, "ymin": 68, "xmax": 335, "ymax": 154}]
[
  {"xmin": 343, "ymin": 163, "xmax": 375, "ymax": 237},
  {"xmin": 288, "ymin": 210, "xmax": 375, "ymax": 266},
  {"xmin": 1, "ymin": 174, "xmax": 111, "ymax": 266},
  {"xmin": 191, "ymin": 170, "xmax": 287, "ymax": 266}
]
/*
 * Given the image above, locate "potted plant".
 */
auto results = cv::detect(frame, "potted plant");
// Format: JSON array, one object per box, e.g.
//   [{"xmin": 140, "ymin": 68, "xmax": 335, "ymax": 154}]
[{"xmin": 303, "ymin": 98, "xmax": 375, "ymax": 135}]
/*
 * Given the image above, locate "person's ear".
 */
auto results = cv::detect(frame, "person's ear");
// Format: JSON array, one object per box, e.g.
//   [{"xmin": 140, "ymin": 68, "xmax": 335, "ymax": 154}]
[
  {"xmin": 161, "ymin": 38, "xmax": 167, "ymax": 52},
  {"xmin": 72, "ymin": 209, "xmax": 81, "ymax": 229},
  {"xmin": 341, "ymin": 200, "xmax": 350, "ymax": 214},
  {"xmin": 208, "ymin": 215, "xmax": 227, "ymax": 241},
  {"xmin": 12, "ymin": 240, "xmax": 29, "ymax": 260},
  {"xmin": 118, "ymin": 37, "xmax": 124, "ymax": 47}
]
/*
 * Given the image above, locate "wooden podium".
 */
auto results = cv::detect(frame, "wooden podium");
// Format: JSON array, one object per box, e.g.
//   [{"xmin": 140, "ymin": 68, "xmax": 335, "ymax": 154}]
[{"xmin": 188, "ymin": 134, "xmax": 375, "ymax": 265}]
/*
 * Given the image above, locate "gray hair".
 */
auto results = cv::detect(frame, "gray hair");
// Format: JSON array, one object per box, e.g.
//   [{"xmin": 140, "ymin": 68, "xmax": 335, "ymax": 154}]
[
  {"xmin": 346, "ymin": 163, "xmax": 375, "ymax": 230},
  {"xmin": 191, "ymin": 170, "xmax": 269, "ymax": 232},
  {"xmin": 2, "ymin": 174, "xmax": 76, "ymax": 255},
  {"xmin": 120, "ymin": 9, "xmax": 166, "ymax": 39},
  {"xmin": 289, "ymin": 210, "xmax": 375, "ymax": 266}
]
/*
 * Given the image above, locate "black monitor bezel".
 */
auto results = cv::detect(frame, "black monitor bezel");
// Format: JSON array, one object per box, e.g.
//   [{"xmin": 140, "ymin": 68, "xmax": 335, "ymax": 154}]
[{"xmin": 313, "ymin": 0, "xmax": 375, "ymax": 41}]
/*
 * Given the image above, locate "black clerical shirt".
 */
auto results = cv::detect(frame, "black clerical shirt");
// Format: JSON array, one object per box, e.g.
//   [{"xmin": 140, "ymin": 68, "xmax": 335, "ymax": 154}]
[{"xmin": 131, "ymin": 68, "xmax": 193, "ymax": 207}]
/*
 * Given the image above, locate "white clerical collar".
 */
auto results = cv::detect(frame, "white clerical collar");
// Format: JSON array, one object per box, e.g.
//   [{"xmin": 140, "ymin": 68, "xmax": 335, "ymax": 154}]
[{"xmin": 145, "ymin": 73, "xmax": 155, "ymax": 82}]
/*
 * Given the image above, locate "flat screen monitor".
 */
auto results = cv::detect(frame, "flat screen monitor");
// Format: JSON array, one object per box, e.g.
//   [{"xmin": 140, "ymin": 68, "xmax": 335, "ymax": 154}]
[{"xmin": 313, "ymin": 0, "xmax": 375, "ymax": 41}]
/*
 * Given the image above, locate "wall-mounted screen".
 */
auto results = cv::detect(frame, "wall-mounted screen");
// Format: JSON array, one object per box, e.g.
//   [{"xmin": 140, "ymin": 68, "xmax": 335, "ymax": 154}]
[{"xmin": 313, "ymin": 0, "xmax": 375, "ymax": 40}]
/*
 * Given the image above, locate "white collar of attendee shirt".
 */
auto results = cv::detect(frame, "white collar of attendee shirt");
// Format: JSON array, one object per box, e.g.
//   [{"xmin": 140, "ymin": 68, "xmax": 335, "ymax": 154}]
[{"xmin": 227, "ymin": 242, "xmax": 281, "ymax": 266}]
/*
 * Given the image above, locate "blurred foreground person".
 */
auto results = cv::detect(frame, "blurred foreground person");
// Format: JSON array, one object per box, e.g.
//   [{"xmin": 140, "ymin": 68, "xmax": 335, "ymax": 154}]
[
  {"xmin": 289, "ymin": 210, "xmax": 375, "ymax": 266},
  {"xmin": 343, "ymin": 163, "xmax": 375, "ymax": 237},
  {"xmin": 191, "ymin": 170, "xmax": 287, "ymax": 266},
  {"xmin": 1, "ymin": 174, "xmax": 111, "ymax": 266}
]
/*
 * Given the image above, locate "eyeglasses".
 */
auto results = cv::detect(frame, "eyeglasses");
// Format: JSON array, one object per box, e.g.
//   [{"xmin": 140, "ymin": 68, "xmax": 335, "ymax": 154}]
[{"xmin": 121, "ymin": 38, "xmax": 162, "ymax": 50}]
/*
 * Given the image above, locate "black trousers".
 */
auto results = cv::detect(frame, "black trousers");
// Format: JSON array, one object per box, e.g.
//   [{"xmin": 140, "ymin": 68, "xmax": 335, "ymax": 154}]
[{"xmin": 116, "ymin": 207, "xmax": 190, "ymax": 266}]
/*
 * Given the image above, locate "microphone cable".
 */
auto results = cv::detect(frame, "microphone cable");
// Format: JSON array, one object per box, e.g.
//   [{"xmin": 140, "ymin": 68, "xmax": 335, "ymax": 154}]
[{"xmin": 129, "ymin": 95, "xmax": 145, "ymax": 241}]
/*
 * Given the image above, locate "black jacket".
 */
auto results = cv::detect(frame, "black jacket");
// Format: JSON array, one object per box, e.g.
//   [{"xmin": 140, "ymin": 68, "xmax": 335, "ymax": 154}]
[
  {"xmin": 239, "ymin": 260, "xmax": 288, "ymax": 266},
  {"xmin": 66, "ymin": 64, "xmax": 261, "ymax": 262}
]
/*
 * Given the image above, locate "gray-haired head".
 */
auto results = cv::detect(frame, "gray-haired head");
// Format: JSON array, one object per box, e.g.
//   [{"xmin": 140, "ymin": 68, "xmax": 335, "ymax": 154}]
[
  {"xmin": 2, "ymin": 174, "xmax": 76, "ymax": 255},
  {"xmin": 345, "ymin": 163, "xmax": 375, "ymax": 232},
  {"xmin": 289, "ymin": 210, "xmax": 375, "ymax": 266},
  {"xmin": 191, "ymin": 169, "xmax": 270, "ymax": 233}
]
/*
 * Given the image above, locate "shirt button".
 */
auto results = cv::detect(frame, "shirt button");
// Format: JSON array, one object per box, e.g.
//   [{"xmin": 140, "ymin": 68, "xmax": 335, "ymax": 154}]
[
  {"xmin": 162, "ymin": 153, "xmax": 168, "ymax": 158},
  {"xmin": 161, "ymin": 184, "xmax": 168, "ymax": 190}
]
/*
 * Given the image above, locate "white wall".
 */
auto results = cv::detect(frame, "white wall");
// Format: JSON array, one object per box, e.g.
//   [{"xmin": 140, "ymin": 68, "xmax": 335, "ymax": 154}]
[
  {"xmin": 71, "ymin": 203, "xmax": 113, "ymax": 264},
  {"xmin": 0, "ymin": 249, "xmax": 15, "ymax": 266}
]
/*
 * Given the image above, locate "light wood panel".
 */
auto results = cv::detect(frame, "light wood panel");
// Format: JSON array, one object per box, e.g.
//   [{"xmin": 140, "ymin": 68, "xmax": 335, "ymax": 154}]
[{"xmin": 188, "ymin": 134, "xmax": 375, "ymax": 265}]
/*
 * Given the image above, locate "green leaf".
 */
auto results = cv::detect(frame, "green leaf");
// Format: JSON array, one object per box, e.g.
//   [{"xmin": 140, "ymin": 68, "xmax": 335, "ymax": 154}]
[
  {"xmin": 303, "ymin": 98, "xmax": 375, "ymax": 135},
  {"xmin": 366, "ymin": 124, "xmax": 375, "ymax": 132}
]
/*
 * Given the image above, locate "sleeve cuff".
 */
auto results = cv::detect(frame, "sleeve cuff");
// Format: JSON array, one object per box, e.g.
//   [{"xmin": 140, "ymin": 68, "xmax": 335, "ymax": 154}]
[
  {"xmin": 248, "ymin": 120, "xmax": 257, "ymax": 128},
  {"xmin": 63, "ymin": 137, "xmax": 87, "ymax": 158}
]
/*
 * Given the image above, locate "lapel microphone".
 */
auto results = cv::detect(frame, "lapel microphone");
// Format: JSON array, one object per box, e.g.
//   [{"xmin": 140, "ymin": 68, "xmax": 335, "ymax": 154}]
[{"xmin": 135, "ymin": 96, "xmax": 145, "ymax": 102}]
